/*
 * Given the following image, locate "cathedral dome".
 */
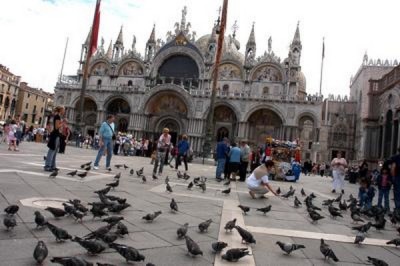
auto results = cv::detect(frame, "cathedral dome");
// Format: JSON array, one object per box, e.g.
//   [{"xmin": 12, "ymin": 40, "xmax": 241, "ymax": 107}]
[
  {"xmin": 297, "ymin": 70, "xmax": 306, "ymax": 92},
  {"xmin": 195, "ymin": 34, "xmax": 244, "ymax": 64}
]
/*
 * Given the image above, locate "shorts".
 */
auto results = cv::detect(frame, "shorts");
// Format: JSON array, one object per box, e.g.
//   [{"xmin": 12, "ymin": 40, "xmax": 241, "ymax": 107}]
[
  {"xmin": 229, "ymin": 162, "xmax": 240, "ymax": 173},
  {"xmin": 248, "ymin": 185, "xmax": 269, "ymax": 195}
]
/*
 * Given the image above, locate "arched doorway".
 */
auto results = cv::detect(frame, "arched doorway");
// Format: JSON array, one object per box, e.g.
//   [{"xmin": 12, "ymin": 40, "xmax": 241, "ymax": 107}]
[
  {"xmin": 157, "ymin": 118, "xmax": 181, "ymax": 145},
  {"xmin": 106, "ymin": 98, "xmax": 131, "ymax": 133},
  {"xmin": 214, "ymin": 105, "xmax": 237, "ymax": 141},
  {"xmin": 74, "ymin": 97, "xmax": 98, "ymax": 136},
  {"xmin": 247, "ymin": 109, "xmax": 283, "ymax": 145}
]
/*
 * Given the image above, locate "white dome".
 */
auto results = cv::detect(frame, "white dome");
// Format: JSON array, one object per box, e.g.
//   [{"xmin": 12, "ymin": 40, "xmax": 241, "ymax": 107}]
[{"xmin": 195, "ymin": 34, "xmax": 244, "ymax": 64}]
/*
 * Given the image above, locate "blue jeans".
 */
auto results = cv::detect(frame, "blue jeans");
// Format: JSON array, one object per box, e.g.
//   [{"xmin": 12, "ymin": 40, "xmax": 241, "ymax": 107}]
[
  {"xmin": 94, "ymin": 138, "xmax": 113, "ymax": 168},
  {"xmin": 44, "ymin": 137, "xmax": 60, "ymax": 170},
  {"xmin": 358, "ymin": 191, "xmax": 372, "ymax": 209},
  {"xmin": 153, "ymin": 151, "xmax": 166, "ymax": 174},
  {"xmin": 377, "ymin": 188, "xmax": 390, "ymax": 211},
  {"xmin": 216, "ymin": 158, "xmax": 226, "ymax": 179}
]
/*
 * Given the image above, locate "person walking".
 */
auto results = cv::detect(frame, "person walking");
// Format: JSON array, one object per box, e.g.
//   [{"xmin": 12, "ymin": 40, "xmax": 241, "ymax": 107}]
[
  {"xmin": 227, "ymin": 142, "xmax": 241, "ymax": 181},
  {"xmin": 93, "ymin": 114, "xmax": 115, "ymax": 171},
  {"xmin": 215, "ymin": 137, "xmax": 229, "ymax": 182},
  {"xmin": 153, "ymin": 128, "xmax": 171, "ymax": 176},
  {"xmin": 246, "ymin": 160, "xmax": 279, "ymax": 199},
  {"xmin": 239, "ymin": 141, "xmax": 250, "ymax": 182},
  {"xmin": 175, "ymin": 134, "xmax": 190, "ymax": 172},
  {"xmin": 391, "ymin": 148, "xmax": 400, "ymax": 210},
  {"xmin": 376, "ymin": 167, "xmax": 392, "ymax": 212},
  {"xmin": 331, "ymin": 151, "xmax": 348, "ymax": 194},
  {"xmin": 44, "ymin": 106, "xmax": 65, "ymax": 171}
]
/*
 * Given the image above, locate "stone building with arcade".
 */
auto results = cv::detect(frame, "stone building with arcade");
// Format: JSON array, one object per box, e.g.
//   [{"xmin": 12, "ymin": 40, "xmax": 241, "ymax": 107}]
[{"xmin": 54, "ymin": 7, "xmax": 325, "ymax": 160}]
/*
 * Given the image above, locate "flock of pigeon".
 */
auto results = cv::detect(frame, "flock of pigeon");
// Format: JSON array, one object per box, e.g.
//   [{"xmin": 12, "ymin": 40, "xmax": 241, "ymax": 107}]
[{"xmin": 2, "ymin": 161, "xmax": 400, "ymax": 265}]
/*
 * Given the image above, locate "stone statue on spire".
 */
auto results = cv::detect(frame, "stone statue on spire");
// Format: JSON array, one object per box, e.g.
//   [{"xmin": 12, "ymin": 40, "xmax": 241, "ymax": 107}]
[
  {"xmin": 132, "ymin": 35, "xmax": 136, "ymax": 51},
  {"xmin": 268, "ymin": 36, "xmax": 272, "ymax": 54}
]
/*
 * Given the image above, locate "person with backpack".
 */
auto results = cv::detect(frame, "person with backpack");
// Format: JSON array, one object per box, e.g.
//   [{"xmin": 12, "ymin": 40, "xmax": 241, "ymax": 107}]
[
  {"xmin": 93, "ymin": 114, "xmax": 115, "ymax": 171},
  {"xmin": 175, "ymin": 134, "xmax": 190, "ymax": 172},
  {"xmin": 44, "ymin": 106, "xmax": 65, "ymax": 171}
]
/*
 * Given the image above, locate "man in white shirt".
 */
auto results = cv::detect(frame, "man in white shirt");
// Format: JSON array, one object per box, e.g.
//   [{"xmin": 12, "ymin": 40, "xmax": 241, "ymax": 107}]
[
  {"xmin": 331, "ymin": 151, "xmax": 348, "ymax": 194},
  {"xmin": 152, "ymin": 128, "xmax": 171, "ymax": 176}
]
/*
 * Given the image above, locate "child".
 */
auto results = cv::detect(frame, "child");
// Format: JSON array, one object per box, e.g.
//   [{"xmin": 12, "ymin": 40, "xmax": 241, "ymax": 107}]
[
  {"xmin": 292, "ymin": 161, "xmax": 302, "ymax": 181},
  {"xmin": 376, "ymin": 167, "xmax": 392, "ymax": 212},
  {"xmin": 358, "ymin": 178, "xmax": 375, "ymax": 210}
]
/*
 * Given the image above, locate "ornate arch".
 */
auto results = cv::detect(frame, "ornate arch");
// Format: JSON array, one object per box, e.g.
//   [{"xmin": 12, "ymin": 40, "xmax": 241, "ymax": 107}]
[
  {"xmin": 139, "ymin": 84, "xmax": 194, "ymax": 117},
  {"xmin": 243, "ymin": 103, "xmax": 286, "ymax": 124},
  {"xmin": 105, "ymin": 97, "xmax": 131, "ymax": 114},
  {"xmin": 150, "ymin": 47, "xmax": 206, "ymax": 79},
  {"xmin": 249, "ymin": 62, "xmax": 286, "ymax": 82},
  {"xmin": 296, "ymin": 111, "xmax": 320, "ymax": 128},
  {"xmin": 209, "ymin": 60, "xmax": 244, "ymax": 80},
  {"xmin": 71, "ymin": 95, "xmax": 98, "ymax": 108},
  {"xmin": 89, "ymin": 59, "xmax": 111, "ymax": 76},
  {"xmin": 246, "ymin": 108, "xmax": 283, "ymax": 143},
  {"xmin": 116, "ymin": 59, "xmax": 145, "ymax": 76}
]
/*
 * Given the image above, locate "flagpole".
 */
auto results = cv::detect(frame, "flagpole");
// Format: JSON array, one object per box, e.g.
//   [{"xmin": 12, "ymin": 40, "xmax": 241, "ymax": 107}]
[
  {"xmin": 59, "ymin": 37, "xmax": 69, "ymax": 82},
  {"xmin": 78, "ymin": 0, "xmax": 101, "ymax": 132},
  {"xmin": 319, "ymin": 37, "xmax": 325, "ymax": 96}
]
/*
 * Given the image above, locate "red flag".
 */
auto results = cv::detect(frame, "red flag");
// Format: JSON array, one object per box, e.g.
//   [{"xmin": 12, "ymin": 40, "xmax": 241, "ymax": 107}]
[{"xmin": 89, "ymin": 0, "xmax": 101, "ymax": 56}]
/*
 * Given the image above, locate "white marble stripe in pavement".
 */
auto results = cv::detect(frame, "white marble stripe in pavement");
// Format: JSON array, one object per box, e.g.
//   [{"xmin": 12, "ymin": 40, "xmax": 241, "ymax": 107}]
[{"xmin": 247, "ymin": 226, "xmax": 391, "ymax": 247}]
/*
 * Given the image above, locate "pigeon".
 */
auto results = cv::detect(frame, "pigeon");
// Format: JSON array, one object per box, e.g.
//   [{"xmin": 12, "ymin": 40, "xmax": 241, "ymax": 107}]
[
  {"xmin": 320, "ymin": 239, "xmax": 339, "ymax": 262},
  {"xmin": 69, "ymin": 200, "xmax": 88, "ymax": 213},
  {"xmin": 276, "ymin": 241, "xmax": 306, "ymax": 254},
  {"xmin": 84, "ymin": 165, "xmax": 91, "ymax": 171},
  {"xmin": 177, "ymin": 223, "xmax": 189, "ymax": 239},
  {"xmin": 33, "ymin": 240, "xmax": 48, "ymax": 264},
  {"xmin": 109, "ymin": 243, "xmax": 145, "ymax": 263},
  {"xmin": 223, "ymin": 179, "xmax": 231, "ymax": 186},
  {"xmin": 49, "ymin": 170, "xmax": 58, "ymax": 178},
  {"xmin": 221, "ymin": 248, "xmax": 251, "ymax": 262},
  {"xmin": 224, "ymin": 218, "xmax": 236, "ymax": 232},
  {"xmin": 193, "ymin": 177, "xmax": 200, "ymax": 184},
  {"xmin": 198, "ymin": 219, "xmax": 212, "ymax": 232},
  {"xmin": 129, "ymin": 169, "xmax": 134, "ymax": 175},
  {"xmin": 136, "ymin": 167, "xmax": 144, "ymax": 176},
  {"xmin": 71, "ymin": 210, "xmax": 85, "ymax": 222},
  {"xmin": 152, "ymin": 174, "xmax": 158, "ymax": 180},
  {"xmin": 328, "ymin": 205, "xmax": 343, "ymax": 218},
  {"xmin": 339, "ymin": 200, "xmax": 348, "ymax": 211},
  {"xmin": 72, "ymin": 236, "xmax": 106, "ymax": 255},
  {"xmin": 164, "ymin": 176, "xmax": 170, "ymax": 184},
  {"xmin": 235, "ymin": 225, "xmax": 256, "ymax": 244},
  {"xmin": 141, "ymin": 175, "xmax": 147, "ymax": 183},
  {"xmin": 294, "ymin": 196, "xmax": 302, "ymax": 208},
  {"xmin": 212, "ymin": 241, "xmax": 228, "ymax": 253},
  {"xmin": 183, "ymin": 172, "xmax": 191, "ymax": 180},
  {"xmin": 108, "ymin": 203, "xmax": 131, "ymax": 213},
  {"xmin": 352, "ymin": 222, "xmax": 372, "ymax": 233},
  {"xmin": 354, "ymin": 231, "xmax": 366, "ymax": 245},
  {"xmin": 372, "ymin": 216, "xmax": 386, "ymax": 230},
  {"xmin": 197, "ymin": 182, "xmax": 206, "ymax": 192},
  {"xmin": 45, "ymin": 207, "xmax": 66, "ymax": 218},
  {"xmin": 115, "ymin": 222, "xmax": 129, "ymax": 237},
  {"xmin": 142, "ymin": 211, "xmax": 162, "ymax": 222},
  {"xmin": 170, "ymin": 198, "xmax": 178, "ymax": 212},
  {"xmin": 276, "ymin": 187, "xmax": 281, "ymax": 195},
  {"xmin": 80, "ymin": 161, "xmax": 92, "ymax": 168},
  {"xmin": 94, "ymin": 186, "xmax": 111, "ymax": 195},
  {"xmin": 238, "ymin": 205, "xmax": 250, "ymax": 215},
  {"xmin": 322, "ymin": 199, "xmax": 335, "ymax": 206},
  {"xmin": 177, "ymin": 171, "xmax": 183, "ymax": 179},
  {"xmin": 386, "ymin": 238, "xmax": 400, "ymax": 247},
  {"xmin": 91, "ymin": 207, "xmax": 108, "ymax": 219},
  {"xmin": 34, "ymin": 211, "xmax": 47, "ymax": 228},
  {"xmin": 281, "ymin": 189, "xmax": 295, "ymax": 199},
  {"xmin": 123, "ymin": 164, "xmax": 128, "ymax": 170},
  {"xmin": 166, "ymin": 182, "xmax": 173, "ymax": 193},
  {"xmin": 106, "ymin": 180, "xmax": 119, "ymax": 189},
  {"xmin": 256, "ymin": 205, "xmax": 272, "ymax": 215},
  {"xmin": 67, "ymin": 170, "xmax": 78, "ymax": 177},
  {"xmin": 301, "ymin": 188, "xmax": 306, "ymax": 196},
  {"xmin": 3, "ymin": 216, "xmax": 17, "ymax": 230},
  {"xmin": 185, "ymin": 236, "xmax": 203, "ymax": 256},
  {"xmin": 114, "ymin": 164, "xmax": 123, "ymax": 169},
  {"xmin": 351, "ymin": 211, "xmax": 364, "ymax": 223},
  {"xmin": 113, "ymin": 172, "xmax": 121, "ymax": 179},
  {"xmin": 50, "ymin": 256, "xmax": 93, "ymax": 266},
  {"xmin": 367, "ymin": 256, "xmax": 389, "ymax": 266},
  {"xmin": 309, "ymin": 211, "xmax": 325, "ymax": 223},
  {"xmin": 334, "ymin": 193, "xmax": 343, "ymax": 202},
  {"xmin": 105, "ymin": 195, "xmax": 126, "ymax": 204},
  {"xmin": 46, "ymin": 222, "xmax": 72, "ymax": 242},
  {"xmin": 77, "ymin": 171, "xmax": 88, "ymax": 178},
  {"xmin": 62, "ymin": 203, "xmax": 75, "ymax": 216},
  {"xmin": 102, "ymin": 216, "xmax": 124, "ymax": 225},
  {"xmin": 221, "ymin": 187, "xmax": 231, "ymax": 195},
  {"xmin": 100, "ymin": 232, "xmax": 118, "ymax": 244},
  {"xmin": 4, "ymin": 205, "xmax": 19, "ymax": 215},
  {"xmin": 84, "ymin": 224, "xmax": 114, "ymax": 240},
  {"xmin": 187, "ymin": 181, "xmax": 193, "ymax": 190}
]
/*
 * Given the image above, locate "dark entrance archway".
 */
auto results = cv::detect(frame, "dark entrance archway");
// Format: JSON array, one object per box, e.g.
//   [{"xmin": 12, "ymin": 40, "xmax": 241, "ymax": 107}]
[
  {"xmin": 106, "ymin": 98, "xmax": 131, "ymax": 133},
  {"xmin": 157, "ymin": 118, "xmax": 181, "ymax": 145},
  {"xmin": 247, "ymin": 108, "xmax": 283, "ymax": 145},
  {"xmin": 216, "ymin": 127, "xmax": 229, "ymax": 142}
]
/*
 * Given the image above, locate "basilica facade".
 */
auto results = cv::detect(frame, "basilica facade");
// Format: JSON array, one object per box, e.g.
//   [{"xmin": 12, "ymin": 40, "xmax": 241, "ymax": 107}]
[{"xmin": 55, "ymin": 7, "xmax": 324, "ymax": 160}]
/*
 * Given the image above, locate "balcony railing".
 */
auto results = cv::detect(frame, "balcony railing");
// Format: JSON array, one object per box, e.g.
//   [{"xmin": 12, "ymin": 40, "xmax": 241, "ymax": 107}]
[{"xmin": 370, "ymin": 64, "xmax": 400, "ymax": 92}]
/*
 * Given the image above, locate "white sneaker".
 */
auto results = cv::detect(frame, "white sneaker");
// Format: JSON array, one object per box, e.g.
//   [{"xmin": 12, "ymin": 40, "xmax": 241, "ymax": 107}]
[{"xmin": 93, "ymin": 166, "xmax": 99, "ymax": 170}]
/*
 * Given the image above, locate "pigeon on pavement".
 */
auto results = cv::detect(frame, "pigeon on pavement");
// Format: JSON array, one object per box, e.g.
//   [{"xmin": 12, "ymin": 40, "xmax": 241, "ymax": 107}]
[
  {"xmin": 72, "ymin": 236, "xmax": 106, "ymax": 255},
  {"xmin": 84, "ymin": 224, "xmax": 114, "ymax": 240},
  {"xmin": 67, "ymin": 170, "xmax": 78, "ymax": 177},
  {"xmin": 212, "ymin": 241, "xmax": 228, "ymax": 253},
  {"xmin": 51, "ymin": 256, "xmax": 93, "ymax": 266},
  {"xmin": 224, "ymin": 218, "xmax": 237, "ymax": 232},
  {"xmin": 142, "ymin": 211, "xmax": 162, "ymax": 222},
  {"xmin": 62, "ymin": 203, "xmax": 75, "ymax": 216},
  {"xmin": 367, "ymin": 256, "xmax": 389, "ymax": 266},
  {"xmin": 320, "ymin": 239, "xmax": 339, "ymax": 262},
  {"xmin": 177, "ymin": 223, "xmax": 189, "ymax": 239},
  {"xmin": 166, "ymin": 182, "xmax": 173, "ymax": 193},
  {"xmin": 45, "ymin": 207, "xmax": 66, "ymax": 218},
  {"xmin": 108, "ymin": 203, "xmax": 131, "ymax": 213},
  {"xmin": 386, "ymin": 238, "xmax": 400, "ymax": 247},
  {"xmin": 187, "ymin": 181, "xmax": 193, "ymax": 190},
  {"xmin": 33, "ymin": 240, "xmax": 48, "ymax": 264},
  {"xmin": 81, "ymin": 161, "xmax": 91, "ymax": 168},
  {"xmin": 115, "ymin": 222, "xmax": 129, "ymax": 237},
  {"xmin": 170, "ymin": 198, "xmax": 178, "ymax": 212},
  {"xmin": 4, "ymin": 205, "xmax": 19, "ymax": 215},
  {"xmin": 102, "ymin": 216, "xmax": 124, "ymax": 226},
  {"xmin": 198, "ymin": 219, "xmax": 212, "ymax": 232},
  {"xmin": 276, "ymin": 187, "xmax": 281, "ymax": 195},
  {"xmin": 238, "ymin": 205, "xmax": 250, "ymax": 215},
  {"xmin": 352, "ymin": 222, "xmax": 372, "ymax": 233},
  {"xmin": 106, "ymin": 180, "xmax": 119, "ymax": 189},
  {"xmin": 354, "ymin": 231, "xmax": 366, "ymax": 245},
  {"xmin": 3, "ymin": 216, "xmax": 17, "ymax": 230},
  {"xmin": 46, "ymin": 222, "xmax": 72, "ymax": 242},
  {"xmin": 109, "ymin": 243, "xmax": 145, "ymax": 263},
  {"xmin": 309, "ymin": 211, "xmax": 325, "ymax": 223},
  {"xmin": 49, "ymin": 170, "xmax": 58, "ymax": 178},
  {"xmin": 94, "ymin": 186, "xmax": 111, "ymax": 195},
  {"xmin": 294, "ymin": 196, "xmax": 302, "ymax": 208},
  {"xmin": 221, "ymin": 248, "xmax": 251, "ymax": 262},
  {"xmin": 185, "ymin": 235, "xmax": 203, "ymax": 256},
  {"xmin": 256, "ymin": 205, "xmax": 272, "ymax": 215},
  {"xmin": 77, "ymin": 171, "xmax": 88, "ymax": 178},
  {"xmin": 301, "ymin": 188, "xmax": 306, "ymax": 196},
  {"xmin": 221, "ymin": 187, "xmax": 231, "ymax": 195},
  {"xmin": 235, "ymin": 225, "xmax": 256, "ymax": 244},
  {"xmin": 34, "ymin": 211, "xmax": 47, "ymax": 228},
  {"xmin": 276, "ymin": 241, "xmax": 306, "ymax": 254}
]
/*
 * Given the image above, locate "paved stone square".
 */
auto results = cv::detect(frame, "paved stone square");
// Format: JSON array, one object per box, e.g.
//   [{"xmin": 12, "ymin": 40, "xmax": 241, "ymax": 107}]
[{"xmin": 0, "ymin": 142, "xmax": 399, "ymax": 266}]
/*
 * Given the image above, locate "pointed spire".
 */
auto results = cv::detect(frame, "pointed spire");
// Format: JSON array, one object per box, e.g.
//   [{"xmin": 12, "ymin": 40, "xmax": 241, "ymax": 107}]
[
  {"xmin": 106, "ymin": 40, "xmax": 112, "ymax": 59},
  {"xmin": 84, "ymin": 28, "xmax": 92, "ymax": 46},
  {"xmin": 292, "ymin": 21, "xmax": 301, "ymax": 46},
  {"xmin": 147, "ymin": 24, "xmax": 156, "ymax": 44},
  {"xmin": 209, "ymin": 23, "xmax": 217, "ymax": 43},
  {"xmin": 246, "ymin": 22, "xmax": 256, "ymax": 47},
  {"xmin": 116, "ymin": 26, "xmax": 124, "ymax": 44}
]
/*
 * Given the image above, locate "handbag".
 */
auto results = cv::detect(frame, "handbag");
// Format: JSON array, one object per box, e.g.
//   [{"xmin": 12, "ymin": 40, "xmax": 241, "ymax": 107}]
[{"xmin": 107, "ymin": 123, "xmax": 116, "ymax": 140}]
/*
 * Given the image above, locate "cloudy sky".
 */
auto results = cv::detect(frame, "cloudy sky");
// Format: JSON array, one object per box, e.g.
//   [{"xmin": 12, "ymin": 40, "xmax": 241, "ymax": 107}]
[{"xmin": 0, "ymin": 0, "xmax": 399, "ymax": 96}]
